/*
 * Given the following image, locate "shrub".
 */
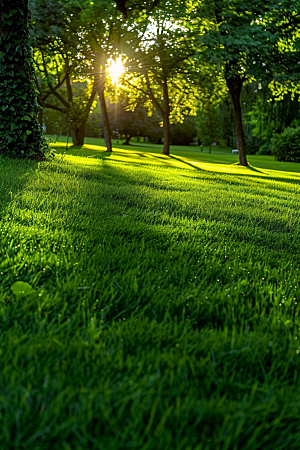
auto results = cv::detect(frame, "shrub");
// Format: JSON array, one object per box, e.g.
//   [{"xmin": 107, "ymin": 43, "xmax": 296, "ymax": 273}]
[
  {"xmin": 257, "ymin": 143, "xmax": 273, "ymax": 155},
  {"xmin": 271, "ymin": 127, "xmax": 300, "ymax": 162}
]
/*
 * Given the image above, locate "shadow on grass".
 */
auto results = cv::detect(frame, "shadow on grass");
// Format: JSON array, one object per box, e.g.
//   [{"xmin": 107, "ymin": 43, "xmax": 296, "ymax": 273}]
[
  {"xmin": 246, "ymin": 165, "xmax": 264, "ymax": 174},
  {"xmin": 6, "ymin": 156, "xmax": 299, "ymax": 264},
  {"xmin": 59, "ymin": 145, "xmax": 300, "ymax": 186},
  {"xmin": 169, "ymin": 154, "xmax": 206, "ymax": 172},
  {"xmin": 0, "ymin": 158, "xmax": 38, "ymax": 211},
  {"xmin": 73, "ymin": 161, "xmax": 300, "ymax": 255}
]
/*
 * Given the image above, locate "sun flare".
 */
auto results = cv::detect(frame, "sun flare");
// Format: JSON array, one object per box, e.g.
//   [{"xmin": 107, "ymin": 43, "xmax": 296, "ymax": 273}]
[{"xmin": 107, "ymin": 57, "xmax": 125, "ymax": 83}]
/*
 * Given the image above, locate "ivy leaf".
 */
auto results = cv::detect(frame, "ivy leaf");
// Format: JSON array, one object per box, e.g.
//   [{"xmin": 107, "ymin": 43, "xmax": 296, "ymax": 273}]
[{"xmin": 11, "ymin": 281, "xmax": 33, "ymax": 297}]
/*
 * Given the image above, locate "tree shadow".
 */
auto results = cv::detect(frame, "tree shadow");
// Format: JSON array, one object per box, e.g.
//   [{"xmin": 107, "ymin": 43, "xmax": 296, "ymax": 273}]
[
  {"xmin": 245, "ymin": 165, "xmax": 264, "ymax": 174},
  {"xmin": 169, "ymin": 154, "xmax": 206, "ymax": 171},
  {"xmin": 0, "ymin": 158, "xmax": 38, "ymax": 210}
]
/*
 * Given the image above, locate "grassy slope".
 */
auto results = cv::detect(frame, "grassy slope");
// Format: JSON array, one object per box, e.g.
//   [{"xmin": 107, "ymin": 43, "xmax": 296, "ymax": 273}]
[{"xmin": 1, "ymin": 143, "xmax": 300, "ymax": 449}]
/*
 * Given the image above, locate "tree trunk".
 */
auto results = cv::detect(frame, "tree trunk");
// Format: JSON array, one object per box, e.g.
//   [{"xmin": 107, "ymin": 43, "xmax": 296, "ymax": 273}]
[
  {"xmin": 145, "ymin": 74, "xmax": 171, "ymax": 155},
  {"xmin": 162, "ymin": 78, "xmax": 171, "ymax": 156},
  {"xmin": 226, "ymin": 76, "xmax": 248, "ymax": 166},
  {"xmin": 162, "ymin": 112, "xmax": 170, "ymax": 156},
  {"xmin": 0, "ymin": 0, "xmax": 45, "ymax": 158},
  {"xmin": 98, "ymin": 75, "xmax": 112, "ymax": 152},
  {"xmin": 71, "ymin": 127, "xmax": 85, "ymax": 146}
]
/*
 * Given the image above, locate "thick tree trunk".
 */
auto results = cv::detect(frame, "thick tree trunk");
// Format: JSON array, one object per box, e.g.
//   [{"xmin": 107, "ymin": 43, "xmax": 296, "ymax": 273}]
[
  {"xmin": 0, "ymin": 0, "xmax": 45, "ymax": 158},
  {"xmin": 71, "ymin": 127, "xmax": 85, "ymax": 146},
  {"xmin": 98, "ymin": 75, "xmax": 112, "ymax": 152},
  {"xmin": 226, "ymin": 76, "xmax": 248, "ymax": 166}
]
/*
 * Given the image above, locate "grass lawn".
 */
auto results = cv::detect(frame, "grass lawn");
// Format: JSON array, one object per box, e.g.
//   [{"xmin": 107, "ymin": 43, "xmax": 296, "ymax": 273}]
[
  {"xmin": 52, "ymin": 136, "xmax": 300, "ymax": 181},
  {"xmin": 1, "ymin": 139, "xmax": 300, "ymax": 449}
]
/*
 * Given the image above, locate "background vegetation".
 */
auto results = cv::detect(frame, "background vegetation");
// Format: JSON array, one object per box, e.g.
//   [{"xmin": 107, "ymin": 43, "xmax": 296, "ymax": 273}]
[{"xmin": 27, "ymin": 0, "xmax": 300, "ymax": 164}]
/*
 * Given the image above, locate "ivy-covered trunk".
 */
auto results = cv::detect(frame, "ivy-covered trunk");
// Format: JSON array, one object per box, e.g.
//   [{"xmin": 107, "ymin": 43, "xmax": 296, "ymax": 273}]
[
  {"xmin": 0, "ymin": 0, "xmax": 46, "ymax": 158},
  {"xmin": 226, "ymin": 75, "xmax": 248, "ymax": 166}
]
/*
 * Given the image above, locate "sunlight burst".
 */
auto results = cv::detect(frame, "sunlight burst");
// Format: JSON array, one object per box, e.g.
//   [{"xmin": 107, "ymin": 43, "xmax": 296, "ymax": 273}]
[{"xmin": 107, "ymin": 57, "xmax": 125, "ymax": 83}]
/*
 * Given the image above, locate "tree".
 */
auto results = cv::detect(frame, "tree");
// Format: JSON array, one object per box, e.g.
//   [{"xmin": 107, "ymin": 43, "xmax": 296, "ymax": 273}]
[
  {"xmin": 121, "ymin": 1, "xmax": 198, "ymax": 156},
  {"xmin": 0, "ymin": 0, "xmax": 46, "ymax": 158},
  {"xmin": 30, "ymin": 0, "xmax": 99, "ymax": 146},
  {"xmin": 196, "ymin": 0, "xmax": 300, "ymax": 166},
  {"xmin": 67, "ymin": 0, "xmax": 130, "ymax": 153}
]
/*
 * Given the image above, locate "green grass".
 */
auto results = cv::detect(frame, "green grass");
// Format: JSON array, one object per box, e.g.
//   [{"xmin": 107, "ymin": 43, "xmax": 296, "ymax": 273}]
[
  {"xmin": 52, "ymin": 135, "xmax": 300, "ymax": 178},
  {"xmin": 1, "ymin": 143, "xmax": 300, "ymax": 449}
]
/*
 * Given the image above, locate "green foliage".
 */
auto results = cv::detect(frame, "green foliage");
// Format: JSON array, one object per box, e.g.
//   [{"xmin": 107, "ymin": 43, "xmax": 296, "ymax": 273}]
[
  {"xmin": 0, "ymin": 0, "xmax": 47, "ymax": 158},
  {"xmin": 85, "ymin": 111, "xmax": 102, "ymax": 138},
  {"xmin": 196, "ymin": 107, "xmax": 222, "ymax": 149},
  {"xmin": 199, "ymin": 0, "xmax": 300, "ymax": 82},
  {"xmin": 170, "ymin": 116, "xmax": 197, "ymax": 145},
  {"xmin": 1, "ymin": 151, "xmax": 300, "ymax": 448},
  {"xmin": 272, "ymin": 127, "xmax": 300, "ymax": 162},
  {"xmin": 257, "ymin": 143, "xmax": 273, "ymax": 155},
  {"xmin": 69, "ymin": 84, "xmax": 97, "ymax": 131},
  {"xmin": 108, "ymin": 102, "xmax": 149, "ymax": 143},
  {"xmin": 145, "ymin": 112, "xmax": 164, "ymax": 143},
  {"xmin": 248, "ymin": 90, "xmax": 300, "ymax": 146},
  {"xmin": 43, "ymin": 108, "xmax": 67, "ymax": 135}
]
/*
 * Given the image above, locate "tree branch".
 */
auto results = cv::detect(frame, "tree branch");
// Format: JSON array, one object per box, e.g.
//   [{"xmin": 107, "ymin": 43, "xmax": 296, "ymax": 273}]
[
  {"xmin": 48, "ymin": 83, "xmax": 70, "ymax": 108},
  {"xmin": 42, "ymin": 102, "xmax": 67, "ymax": 114}
]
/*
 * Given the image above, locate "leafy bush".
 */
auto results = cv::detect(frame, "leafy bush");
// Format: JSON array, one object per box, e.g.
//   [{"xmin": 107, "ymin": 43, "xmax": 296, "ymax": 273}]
[
  {"xmin": 271, "ymin": 127, "xmax": 300, "ymax": 162},
  {"xmin": 257, "ymin": 143, "xmax": 273, "ymax": 155}
]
